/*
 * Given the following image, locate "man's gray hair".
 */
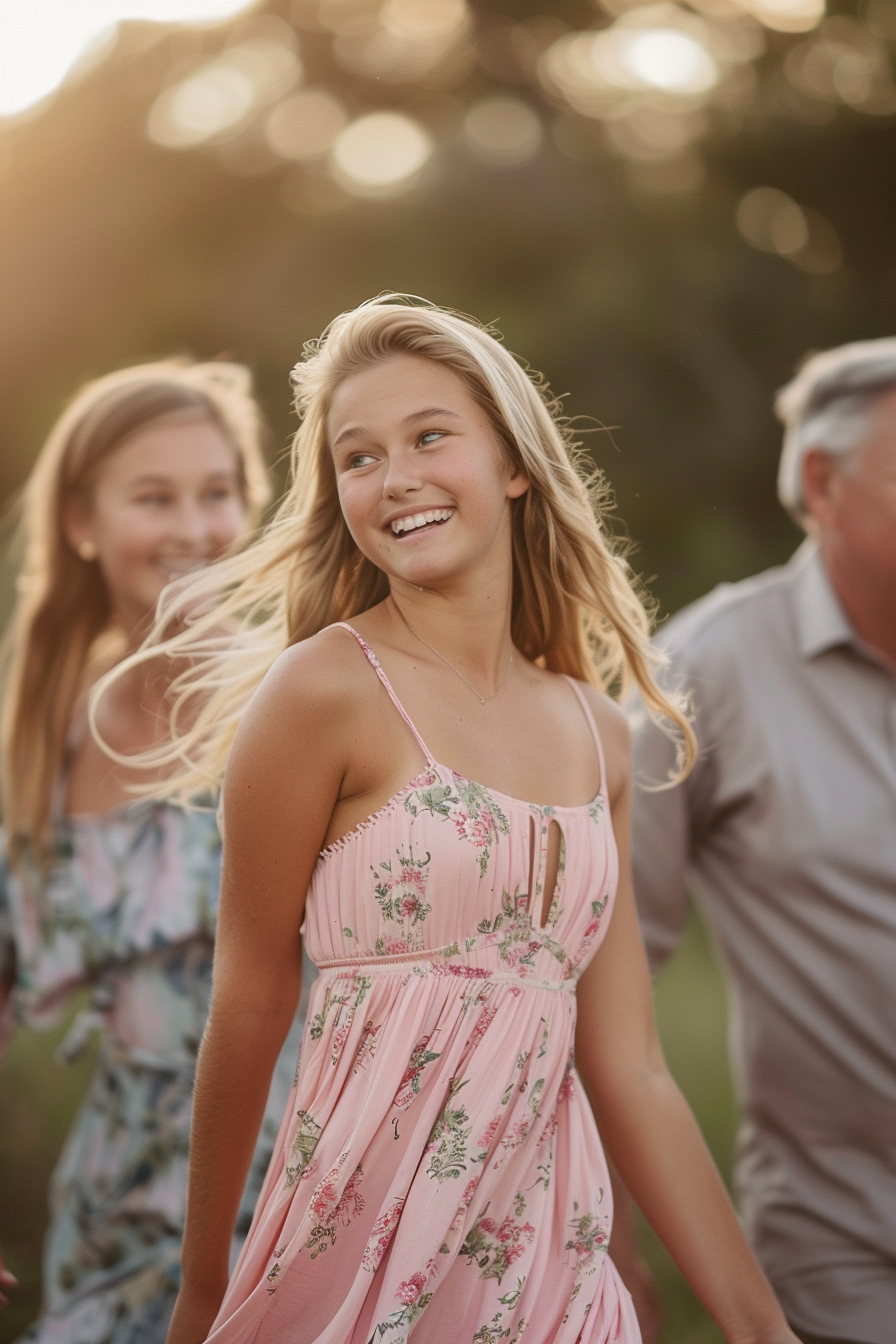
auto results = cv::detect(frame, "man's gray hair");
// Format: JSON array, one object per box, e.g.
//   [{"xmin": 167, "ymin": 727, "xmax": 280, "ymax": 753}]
[{"xmin": 776, "ymin": 337, "xmax": 896, "ymax": 523}]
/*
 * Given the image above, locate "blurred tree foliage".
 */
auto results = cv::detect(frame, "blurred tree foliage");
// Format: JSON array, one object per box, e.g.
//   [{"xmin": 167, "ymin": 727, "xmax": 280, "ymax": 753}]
[{"xmin": 1, "ymin": 1, "xmax": 893, "ymax": 620}]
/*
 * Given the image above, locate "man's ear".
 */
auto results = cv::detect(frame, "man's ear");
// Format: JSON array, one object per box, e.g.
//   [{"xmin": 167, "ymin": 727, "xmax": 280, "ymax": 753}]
[{"xmin": 800, "ymin": 448, "xmax": 839, "ymax": 530}]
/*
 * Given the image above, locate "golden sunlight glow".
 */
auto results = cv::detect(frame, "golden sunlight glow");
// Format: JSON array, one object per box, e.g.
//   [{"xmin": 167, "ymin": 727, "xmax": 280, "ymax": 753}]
[{"xmin": 0, "ymin": 0, "xmax": 260, "ymax": 117}]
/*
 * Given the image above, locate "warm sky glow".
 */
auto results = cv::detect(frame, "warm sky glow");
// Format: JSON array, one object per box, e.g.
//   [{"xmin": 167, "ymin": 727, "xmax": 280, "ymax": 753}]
[{"xmin": 0, "ymin": 0, "xmax": 260, "ymax": 116}]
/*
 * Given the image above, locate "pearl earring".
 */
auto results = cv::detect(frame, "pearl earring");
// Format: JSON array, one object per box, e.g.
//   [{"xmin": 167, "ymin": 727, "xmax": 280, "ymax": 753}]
[{"xmin": 77, "ymin": 540, "xmax": 98, "ymax": 561}]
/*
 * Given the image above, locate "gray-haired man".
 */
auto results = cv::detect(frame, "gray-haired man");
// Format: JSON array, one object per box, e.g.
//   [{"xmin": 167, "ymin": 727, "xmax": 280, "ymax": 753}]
[{"xmin": 629, "ymin": 340, "xmax": 896, "ymax": 1344}]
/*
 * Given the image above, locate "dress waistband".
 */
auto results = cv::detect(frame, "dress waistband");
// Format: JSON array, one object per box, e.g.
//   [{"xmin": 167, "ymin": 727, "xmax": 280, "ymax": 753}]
[{"xmin": 314, "ymin": 945, "xmax": 575, "ymax": 995}]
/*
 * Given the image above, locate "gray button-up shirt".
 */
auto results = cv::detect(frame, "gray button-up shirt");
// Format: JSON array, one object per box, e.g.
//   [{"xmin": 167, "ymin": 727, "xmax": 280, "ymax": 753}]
[{"xmin": 632, "ymin": 543, "xmax": 896, "ymax": 1344}]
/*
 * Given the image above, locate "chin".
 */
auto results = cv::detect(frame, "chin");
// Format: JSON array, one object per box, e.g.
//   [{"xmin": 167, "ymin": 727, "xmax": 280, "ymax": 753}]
[
  {"xmin": 138, "ymin": 580, "xmax": 170, "ymax": 614},
  {"xmin": 394, "ymin": 563, "xmax": 464, "ymax": 592}
]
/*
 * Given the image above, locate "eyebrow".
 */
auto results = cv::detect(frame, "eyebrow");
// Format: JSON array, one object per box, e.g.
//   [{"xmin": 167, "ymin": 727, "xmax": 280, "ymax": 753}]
[
  {"xmin": 332, "ymin": 407, "xmax": 462, "ymax": 449},
  {"xmin": 126, "ymin": 470, "xmax": 238, "ymax": 487}
]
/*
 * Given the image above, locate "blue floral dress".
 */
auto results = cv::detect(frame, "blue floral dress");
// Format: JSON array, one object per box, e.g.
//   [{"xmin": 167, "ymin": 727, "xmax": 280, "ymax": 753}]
[{"xmin": 0, "ymin": 799, "xmax": 312, "ymax": 1344}]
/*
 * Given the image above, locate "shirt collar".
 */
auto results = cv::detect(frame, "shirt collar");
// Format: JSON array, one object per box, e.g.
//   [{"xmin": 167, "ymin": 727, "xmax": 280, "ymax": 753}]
[{"xmin": 789, "ymin": 540, "xmax": 856, "ymax": 660}]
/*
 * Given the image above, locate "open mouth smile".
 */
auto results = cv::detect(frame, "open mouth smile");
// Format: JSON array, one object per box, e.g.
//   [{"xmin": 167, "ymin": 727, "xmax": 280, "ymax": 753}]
[
  {"xmin": 156, "ymin": 559, "xmax": 207, "ymax": 580},
  {"xmin": 389, "ymin": 508, "xmax": 454, "ymax": 537}
]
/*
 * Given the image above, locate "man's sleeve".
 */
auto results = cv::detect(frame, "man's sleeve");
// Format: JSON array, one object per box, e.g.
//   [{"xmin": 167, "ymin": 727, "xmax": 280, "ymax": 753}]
[
  {"xmin": 630, "ymin": 650, "xmax": 716, "ymax": 975},
  {"xmin": 0, "ymin": 846, "xmax": 17, "ymax": 1056},
  {"xmin": 0, "ymin": 847, "xmax": 15, "ymax": 988}
]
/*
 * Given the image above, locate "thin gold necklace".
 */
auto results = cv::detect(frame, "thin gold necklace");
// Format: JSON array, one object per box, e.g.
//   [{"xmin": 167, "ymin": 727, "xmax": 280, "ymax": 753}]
[{"xmin": 392, "ymin": 600, "xmax": 513, "ymax": 705}]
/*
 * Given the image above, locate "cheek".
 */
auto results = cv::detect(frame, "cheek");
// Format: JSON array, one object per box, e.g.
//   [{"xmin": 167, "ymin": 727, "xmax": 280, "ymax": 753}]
[
  {"xmin": 100, "ymin": 510, "xmax": 166, "ymax": 566},
  {"xmin": 336, "ymin": 477, "xmax": 378, "ymax": 546},
  {"xmin": 208, "ymin": 499, "xmax": 249, "ymax": 548},
  {"xmin": 841, "ymin": 482, "xmax": 896, "ymax": 556}
]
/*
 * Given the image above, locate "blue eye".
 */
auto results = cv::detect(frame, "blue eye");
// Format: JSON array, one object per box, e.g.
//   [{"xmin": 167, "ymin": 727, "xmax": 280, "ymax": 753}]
[
  {"xmin": 419, "ymin": 431, "xmax": 444, "ymax": 445},
  {"xmin": 348, "ymin": 453, "xmax": 377, "ymax": 469}
]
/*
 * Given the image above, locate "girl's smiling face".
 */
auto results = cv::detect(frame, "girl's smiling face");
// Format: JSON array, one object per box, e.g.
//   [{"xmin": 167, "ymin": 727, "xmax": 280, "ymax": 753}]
[{"xmin": 328, "ymin": 354, "xmax": 528, "ymax": 590}]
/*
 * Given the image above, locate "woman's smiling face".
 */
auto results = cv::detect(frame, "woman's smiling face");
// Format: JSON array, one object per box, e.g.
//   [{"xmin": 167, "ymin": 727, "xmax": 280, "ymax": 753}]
[
  {"xmin": 65, "ymin": 414, "xmax": 249, "ymax": 630},
  {"xmin": 328, "ymin": 354, "xmax": 528, "ymax": 591}
]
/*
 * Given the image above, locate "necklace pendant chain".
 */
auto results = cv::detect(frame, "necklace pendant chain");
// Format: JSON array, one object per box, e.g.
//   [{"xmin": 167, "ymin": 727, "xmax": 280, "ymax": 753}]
[{"xmin": 392, "ymin": 600, "xmax": 513, "ymax": 704}]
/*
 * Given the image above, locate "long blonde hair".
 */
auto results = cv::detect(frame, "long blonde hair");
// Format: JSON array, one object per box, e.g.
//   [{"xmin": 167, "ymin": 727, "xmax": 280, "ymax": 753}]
[
  {"xmin": 95, "ymin": 297, "xmax": 695, "ymax": 800},
  {"xmin": 1, "ymin": 359, "xmax": 271, "ymax": 860}
]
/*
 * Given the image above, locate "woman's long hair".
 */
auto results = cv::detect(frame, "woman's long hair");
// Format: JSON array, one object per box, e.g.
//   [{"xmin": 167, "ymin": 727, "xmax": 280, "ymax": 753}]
[
  {"xmin": 93, "ymin": 298, "xmax": 695, "ymax": 801},
  {"xmin": 1, "ymin": 359, "xmax": 271, "ymax": 860}
]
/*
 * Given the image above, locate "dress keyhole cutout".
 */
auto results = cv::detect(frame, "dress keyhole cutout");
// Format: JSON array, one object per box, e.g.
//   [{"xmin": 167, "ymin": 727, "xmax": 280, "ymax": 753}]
[
  {"xmin": 540, "ymin": 819, "xmax": 563, "ymax": 930},
  {"xmin": 528, "ymin": 814, "xmax": 564, "ymax": 931}
]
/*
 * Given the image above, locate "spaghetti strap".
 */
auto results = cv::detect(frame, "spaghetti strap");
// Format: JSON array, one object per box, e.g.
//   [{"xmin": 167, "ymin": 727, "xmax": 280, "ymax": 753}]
[
  {"xmin": 563, "ymin": 675, "xmax": 608, "ymax": 798},
  {"xmin": 333, "ymin": 622, "xmax": 436, "ymax": 767}
]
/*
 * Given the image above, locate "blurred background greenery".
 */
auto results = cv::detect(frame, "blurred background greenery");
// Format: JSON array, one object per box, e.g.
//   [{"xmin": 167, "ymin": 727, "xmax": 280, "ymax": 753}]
[{"xmin": 1, "ymin": 0, "xmax": 894, "ymax": 1339}]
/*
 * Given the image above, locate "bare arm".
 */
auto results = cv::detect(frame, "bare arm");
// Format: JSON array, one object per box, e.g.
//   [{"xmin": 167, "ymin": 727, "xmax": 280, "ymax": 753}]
[
  {"xmin": 167, "ymin": 638, "xmax": 352, "ymax": 1344},
  {"xmin": 610, "ymin": 684, "xmax": 706, "ymax": 1334},
  {"xmin": 576, "ymin": 703, "xmax": 795, "ymax": 1344}
]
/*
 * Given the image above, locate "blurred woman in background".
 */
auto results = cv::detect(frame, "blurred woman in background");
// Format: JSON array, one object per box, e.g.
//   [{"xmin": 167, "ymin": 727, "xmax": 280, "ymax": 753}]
[{"xmin": 0, "ymin": 361, "xmax": 309, "ymax": 1344}]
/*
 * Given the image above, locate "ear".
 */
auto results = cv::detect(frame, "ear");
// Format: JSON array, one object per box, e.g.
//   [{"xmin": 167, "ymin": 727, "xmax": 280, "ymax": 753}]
[
  {"xmin": 61, "ymin": 495, "xmax": 95, "ymax": 556},
  {"xmin": 800, "ymin": 448, "xmax": 840, "ymax": 529},
  {"xmin": 505, "ymin": 465, "xmax": 530, "ymax": 501}
]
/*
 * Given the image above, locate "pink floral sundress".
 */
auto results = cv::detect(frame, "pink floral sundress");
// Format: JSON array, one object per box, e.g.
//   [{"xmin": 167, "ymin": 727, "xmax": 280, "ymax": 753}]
[{"xmin": 209, "ymin": 624, "xmax": 640, "ymax": 1344}]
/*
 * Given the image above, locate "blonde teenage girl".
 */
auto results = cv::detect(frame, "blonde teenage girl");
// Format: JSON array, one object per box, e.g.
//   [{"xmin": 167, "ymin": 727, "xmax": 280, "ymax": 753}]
[
  {"xmin": 100, "ymin": 301, "xmax": 799, "ymax": 1344},
  {"xmin": 0, "ymin": 362, "xmax": 309, "ymax": 1343}
]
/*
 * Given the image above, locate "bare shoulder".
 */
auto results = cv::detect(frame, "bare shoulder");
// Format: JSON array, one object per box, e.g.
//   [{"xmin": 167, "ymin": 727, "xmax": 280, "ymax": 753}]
[
  {"xmin": 255, "ymin": 625, "xmax": 368, "ymax": 714},
  {"xmin": 575, "ymin": 682, "xmax": 632, "ymax": 806},
  {"xmin": 229, "ymin": 625, "xmax": 370, "ymax": 771}
]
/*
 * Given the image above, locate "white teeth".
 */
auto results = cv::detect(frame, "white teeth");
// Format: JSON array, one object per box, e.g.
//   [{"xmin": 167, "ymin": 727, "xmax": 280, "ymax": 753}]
[{"xmin": 390, "ymin": 508, "xmax": 453, "ymax": 535}]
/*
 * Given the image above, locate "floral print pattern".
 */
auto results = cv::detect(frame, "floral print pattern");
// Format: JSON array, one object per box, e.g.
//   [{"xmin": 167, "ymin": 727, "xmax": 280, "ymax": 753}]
[
  {"xmin": 394, "ymin": 1034, "xmax": 442, "ymax": 1109},
  {"xmin": 564, "ymin": 1199, "xmax": 611, "ymax": 1274},
  {"xmin": 284, "ymin": 1109, "xmax": 323, "ymax": 1188},
  {"xmin": 305, "ymin": 1161, "xmax": 366, "ymax": 1258},
  {"xmin": 0, "ymin": 804, "xmax": 309, "ymax": 1344},
  {"xmin": 426, "ymin": 1078, "xmax": 472, "ymax": 1182},
  {"xmin": 460, "ymin": 1201, "xmax": 536, "ymax": 1283},
  {"xmin": 362, "ymin": 1199, "xmax": 405, "ymax": 1273},
  {"xmin": 372, "ymin": 848, "xmax": 432, "ymax": 955},
  {"xmin": 404, "ymin": 777, "xmax": 510, "ymax": 878}
]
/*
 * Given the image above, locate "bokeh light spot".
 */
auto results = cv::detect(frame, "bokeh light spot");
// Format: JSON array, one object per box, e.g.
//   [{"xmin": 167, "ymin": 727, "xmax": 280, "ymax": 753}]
[
  {"xmin": 380, "ymin": 0, "xmax": 468, "ymax": 42},
  {"xmin": 265, "ymin": 90, "xmax": 348, "ymax": 161},
  {"xmin": 737, "ymin": 186, "xmax": 815, "ymax": 262},
  {"xmin": 331, "ymin": 111, "xmax": 433, "ymax": 195},
  {"xmin": 621, "ymin": 28, "xmax": 718, "ymax": 95},
  {"xmin": 747, "ymin": 0, "xmax": 825, "ymax": 35},
  {"xmin": 148, "ymin": 68, "xmax": 255, "ymax": 147},
  {"xmin": 147, "ymin": 39, "xmax": 300, "ymax": 150},
  {"xmin": 463, "ymin": 97, "xmax": 543, "ymax": 166}
]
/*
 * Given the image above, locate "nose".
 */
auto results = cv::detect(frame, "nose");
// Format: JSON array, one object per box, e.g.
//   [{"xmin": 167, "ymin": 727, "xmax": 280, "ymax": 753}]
[
  {"xmin": 170, "ymin": 498, "xmax": 212, "ymax": 550},
  {"xmin": 382, "ymin": 446, "xmax": 423, "ymax": 500}
]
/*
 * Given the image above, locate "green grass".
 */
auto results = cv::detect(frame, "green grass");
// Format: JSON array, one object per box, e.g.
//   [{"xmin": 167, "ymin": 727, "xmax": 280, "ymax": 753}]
[
  {"xmin": 0, "ymin": 1000, "xmax": 96, "ymax": 1342},
  {"xmin": 644, "ymin": 906, "xmax": 738, "ymax": 1344},
  {"xmin": 0, "ymin": 908, "xmax": 736, "ymax": 1343}
]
